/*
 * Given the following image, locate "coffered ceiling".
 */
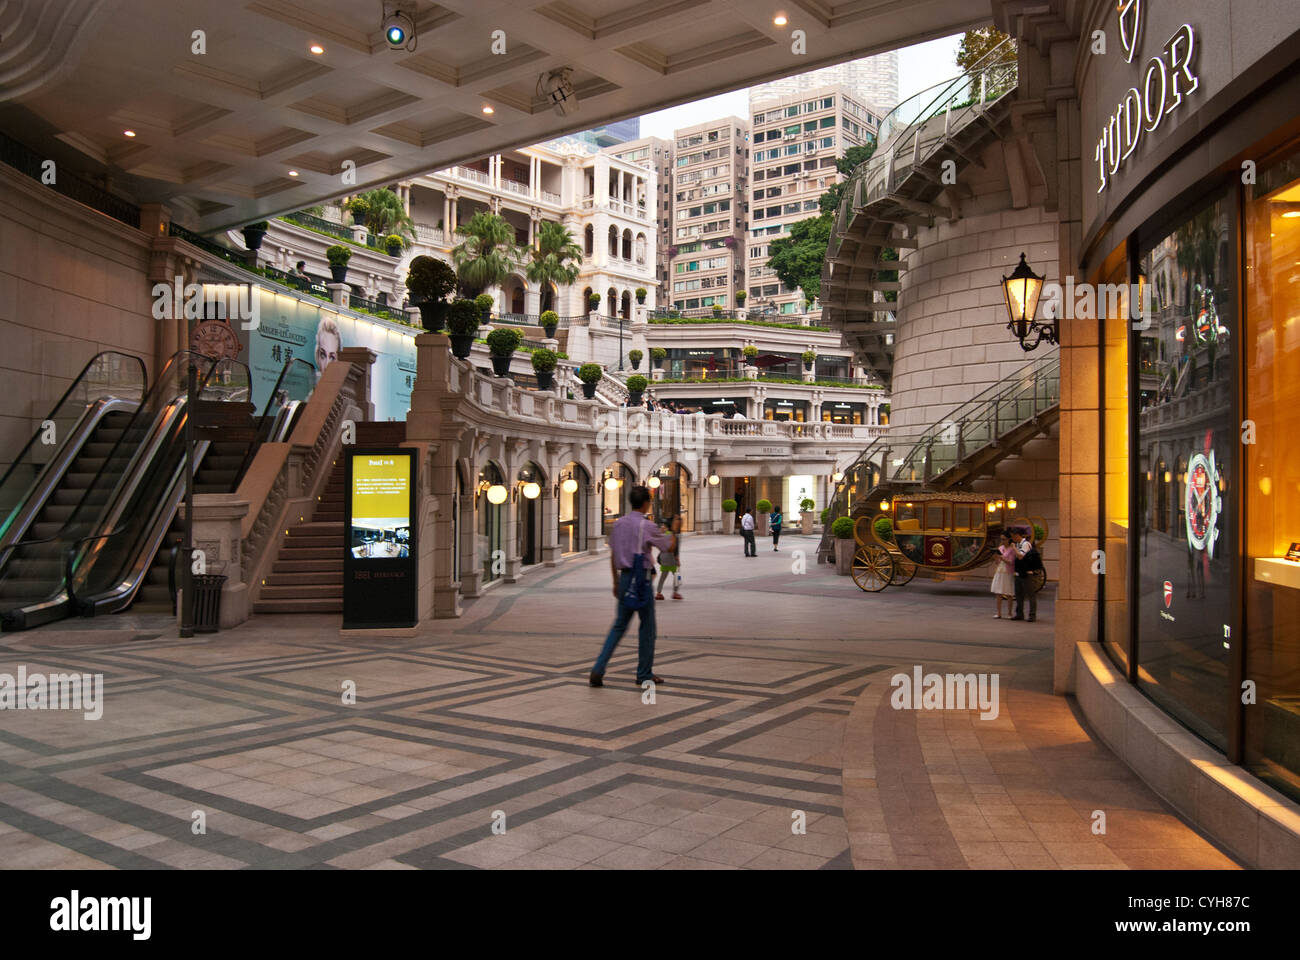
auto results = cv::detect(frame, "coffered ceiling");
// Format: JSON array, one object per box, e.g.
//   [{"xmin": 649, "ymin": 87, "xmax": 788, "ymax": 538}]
[{"xmin": 1, "ymin": 0, "xmax": 990, "ymax": 232}]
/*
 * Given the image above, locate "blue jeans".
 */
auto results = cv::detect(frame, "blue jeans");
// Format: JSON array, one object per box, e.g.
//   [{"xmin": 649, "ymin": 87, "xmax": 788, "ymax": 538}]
[{"xmin": 592, "ymin": 569, "xmax": 657, "ymax": 682}]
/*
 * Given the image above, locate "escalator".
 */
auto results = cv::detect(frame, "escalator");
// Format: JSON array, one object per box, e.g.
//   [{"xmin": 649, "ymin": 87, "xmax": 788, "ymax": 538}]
[{"xmin": 0, "ymin": 352, "xmax": 233, "ymax": 630}]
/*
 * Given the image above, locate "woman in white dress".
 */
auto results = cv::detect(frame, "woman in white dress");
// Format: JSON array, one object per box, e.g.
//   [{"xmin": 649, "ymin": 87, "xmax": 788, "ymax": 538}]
[{"xmin": 990, "ymin": 531, "xmax": 1016, "ymax": 618}]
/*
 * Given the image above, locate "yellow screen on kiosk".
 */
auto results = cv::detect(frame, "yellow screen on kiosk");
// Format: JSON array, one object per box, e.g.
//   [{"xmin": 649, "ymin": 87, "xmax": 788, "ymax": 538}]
[{"xmin": 349, "ymin": 454, "xmax": 411, "ymax": 559}]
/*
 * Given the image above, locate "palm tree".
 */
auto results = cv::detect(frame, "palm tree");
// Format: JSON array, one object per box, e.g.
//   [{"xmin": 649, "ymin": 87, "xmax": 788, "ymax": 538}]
[
  {"xmin": 525, "ymin": 221, "xmax": 582, "ymax": 313},
  {"xmin": 451, "ymin": 211, "xmax": 519, "ymax": 297},
  {"xmin": 345, "ymin": 188, "xmax": 414, "ymax": 242}
]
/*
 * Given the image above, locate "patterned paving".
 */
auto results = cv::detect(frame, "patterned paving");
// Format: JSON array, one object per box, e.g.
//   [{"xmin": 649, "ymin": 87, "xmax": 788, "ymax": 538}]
[{"xmin": 0, "ymin": 533, "xmax": 1237, "ymax": 869}]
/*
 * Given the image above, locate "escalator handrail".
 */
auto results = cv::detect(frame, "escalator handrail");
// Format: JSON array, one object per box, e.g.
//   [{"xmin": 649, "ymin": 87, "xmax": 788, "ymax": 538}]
[
  {"xmin": 234, "ymin": 358, "xmax": 317, "ymax": 488},
  {"xmin": 0, "ymin": 350, "xmax": 146, "ymax": 495}
]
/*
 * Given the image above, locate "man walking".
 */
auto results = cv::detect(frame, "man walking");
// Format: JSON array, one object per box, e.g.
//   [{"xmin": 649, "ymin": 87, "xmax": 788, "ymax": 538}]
[
  {"xmin": 590, "ymin": 485, "xmax": 675, "ymax": 688},
  {"xmin": 1010, "ymin": 528, "xmax": 1042, "ymax": 622},
  {"xmin": 740, "ymin": 507, "xmax": 756, "ymax": 557}
]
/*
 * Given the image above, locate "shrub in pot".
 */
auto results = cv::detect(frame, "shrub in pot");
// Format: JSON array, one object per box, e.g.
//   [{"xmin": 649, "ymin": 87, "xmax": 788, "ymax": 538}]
[
  {"xmin": 531, "ymin": 348, "xmax": 558, "ymax": 390},
  {"xmin": 712, "ymin": 304, "xmax": 723, "ymax": 317},
  {"xmin": 577, "ymin": 362, "xmax": 602, "ymax": 399},
  {"xmin": 831, "ymin": 515, "xmax": 856, "ymax": 576},
  {"xmin": 742, "ymin": 345, "xmax": 759, "ymax": 364},
  {"xmin": 755, "ymin": 497, "xmax": 773, "ymax": 536},
  {"xmin": 628, "ymin": 349, "xmax": 643, "ymax": 371},
  {"xmin": 800, "ymin": 497, "xmax": 816, "ymax": 534},
  {"xmin": 406, "ymin": 255, "xmax": 457, "ymax": 331},
  {"xmin": 625, "ymin": 373, "xmax": 648, "ymax": 405},
  {"xmin": 486, "ymin": 326, "xmax": 522, "ymax": 376},
  {"xmin": 874, "ymin": 516, "xmax": 894, "ymax": 544},
  {"xmin": 650, "ymin": 347, "xmax": 667, "ymax": 370},
  {"xmin": 588, "ymin": 293, "xmax": 602, "ymax": 312},
  {"xmin": 721, "ymin": 497, "xmax": 738, "ymax": 535},
  {"xmin": 242, "ymin": 220, "xmax": 269, "ymax": 251},
  {"xmin": 326, "ymin": 244, "xmax": 351, "ymax": 283},
  {"xmin": 446, "ymin": 299, "xmax": 481, "ymax": 359},
  {"xmin": 736, "ymin": 289, "xmax": 747, "ymax": 305},
  {"xmin": 540, "ymin": 309, "xmax": 559, "ymax": 339},
  {"xmin": 802, "ymin": 350, "xmax": 816, "ymax": 371},
  {"xmin": 820, "ymin": 507, "xmax": 830, "ymax": 525},
  {"xmin": 474, "ymin": 293, "xmax": 495, "ymax": 322},
  {"xmin": 384, "ymin": 234, "xmax": 405, "ymax": 256},
  {"xmin": 634, "ymin": 287, "xmax": 647, "ymax": 304}
]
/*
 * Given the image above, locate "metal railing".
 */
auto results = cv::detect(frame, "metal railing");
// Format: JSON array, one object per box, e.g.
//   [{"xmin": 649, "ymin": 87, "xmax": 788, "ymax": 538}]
[
  {"xmin": 0, "ymin": 131, "xmax": 141, "ymax": 229},
  {"xmin": 348, "ymin": 293, "xmax": 409, "ymax": 324}
]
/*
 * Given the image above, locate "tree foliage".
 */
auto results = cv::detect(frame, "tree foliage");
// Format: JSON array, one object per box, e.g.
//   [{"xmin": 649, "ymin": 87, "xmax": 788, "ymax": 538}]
[
  {"xmin": 765, "ymin": 214, "xmax": 833, "ymax": 300},
  {"xmin": 955, "ymin": 27, "xmax": 1016, "ymax": 73},
  {"xmin": 452, "ymin": 211, "xmax": 520, "ymax": 297},
  {"xmin": 345, "ymin": 188, "xmax": 413, "ymax": 241},
  {"xmin": 525, "ymin": 221, "xmax": 582, "ymax": 310}
]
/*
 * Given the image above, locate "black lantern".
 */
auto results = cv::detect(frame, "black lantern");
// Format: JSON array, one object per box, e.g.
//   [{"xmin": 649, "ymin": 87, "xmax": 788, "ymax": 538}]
[{"xmin": 1001, "ymin": 252, "xmax": 1053, "ymax": 351}]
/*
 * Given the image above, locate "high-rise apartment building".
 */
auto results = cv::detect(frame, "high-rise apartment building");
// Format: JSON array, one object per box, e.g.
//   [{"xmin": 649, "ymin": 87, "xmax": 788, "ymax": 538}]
[
  {"xmin": 748, "ymin": 51, "xmax": 899, "ymax": 117},
  {"xmin": 746, "ymin": 85, "xmax": 879, "ymax": 316},
  {"xmin": 605, "ymin": 136, "xmax": 675, "ymax": 302},
  {"xmin": 664, "ymin": 116, "xmax": 750, "ymax": 312}
]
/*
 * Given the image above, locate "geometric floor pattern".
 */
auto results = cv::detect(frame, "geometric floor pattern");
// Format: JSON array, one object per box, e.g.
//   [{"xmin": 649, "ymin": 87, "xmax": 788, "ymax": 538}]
[{"xmin": 0, "ymin": 532, "xmax": 1238, "ymax": 869}]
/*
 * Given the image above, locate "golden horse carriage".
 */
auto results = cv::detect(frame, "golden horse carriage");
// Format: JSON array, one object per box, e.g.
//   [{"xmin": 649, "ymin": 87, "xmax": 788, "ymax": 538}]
[{"xmin": 850, "ymin": 491, "xmax": 1049, "ymax": 593}]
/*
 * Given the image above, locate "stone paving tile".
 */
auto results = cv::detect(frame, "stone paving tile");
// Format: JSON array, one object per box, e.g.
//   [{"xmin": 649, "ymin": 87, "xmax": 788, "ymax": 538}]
[{"xmin": 0, "ymin": 534, "xmax": 1242, "ymax": 871}]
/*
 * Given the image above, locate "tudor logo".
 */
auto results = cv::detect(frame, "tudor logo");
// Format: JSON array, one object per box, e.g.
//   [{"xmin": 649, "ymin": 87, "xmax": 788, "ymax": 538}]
[
  {"xmin": 1118, "ymin": 0, "xmax": 1143, "ymax": 63},
  {"xmin": 1163, "ymin": 580, "xmax": 1172, "ymax": 608}
]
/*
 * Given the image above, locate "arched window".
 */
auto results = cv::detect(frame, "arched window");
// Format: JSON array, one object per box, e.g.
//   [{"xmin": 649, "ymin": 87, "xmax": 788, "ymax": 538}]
[
  {"xmin": 606, "ymin": 287, "xmax": 618, "ymax": 317},
  {"xmin": 584, "ymin": 224, "xmax": 594, "ymax": 257},
  {"xmin": 601, "ymin": 462, "xmax": 635, "ymax": 535},
  {"xmin": 620, "ymin": 290, "xmax": 631, "ymax": 319},
  {"xmin": 478, "ymin": 462, "xmax": 506, "ymax": 584},
  {"xmin": 517, "ymin": 461, "xmax": 546, "ymax": 566},
  {"xmin": 558, "ymin": 462, "xmax": 589, "ymax": 555},
  {"xmin": 635, "ymin": 233, "xmax": 647, "ymax": 265},
  {"xmin": 621, "ymin": 228, "xmax": 632, "ymax": 260},
  {"xmin": 608, "ymin": 225, "xmax": 619, "ymax": 257}
]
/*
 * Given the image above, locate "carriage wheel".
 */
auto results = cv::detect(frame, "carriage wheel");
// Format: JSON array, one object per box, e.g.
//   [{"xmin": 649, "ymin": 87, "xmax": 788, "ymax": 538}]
[
  {"xmin": 851, "ymin": 544, "xmax": 893, "ymax": 593},
  {"xmin": 890, "ymin": 555, "xmax": 917, "ymax": 585},
  {"xmin": 1027, "ymin": 568, "xmax": 1047, "ymax": 594}
]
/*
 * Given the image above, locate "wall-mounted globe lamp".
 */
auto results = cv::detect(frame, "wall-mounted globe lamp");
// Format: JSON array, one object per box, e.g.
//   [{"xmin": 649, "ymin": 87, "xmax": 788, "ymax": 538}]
[
  {"xmin": 707, "ymin": 473, "xmax": 719, "ymax": 486},
  {"xmin": 521, "ymin": 482, "xmax": 541, "ymax": 500},
  {"xmin": 486, "ymin": 484, "xmax": 508, "ymax": 505},
  {"xmin": 562, "ymin": 477, "xmax": 579, "ymax": 494}
]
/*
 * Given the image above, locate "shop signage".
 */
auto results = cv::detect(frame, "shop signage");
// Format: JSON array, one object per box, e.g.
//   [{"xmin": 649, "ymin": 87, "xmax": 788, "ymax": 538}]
[
  {"xmin": 343, "ymin": 449, "xmax": 417, "ymax": 629},
  {"xmin": 1094, "ymin": 1, "xmax": 1200, "ymax": 193}
]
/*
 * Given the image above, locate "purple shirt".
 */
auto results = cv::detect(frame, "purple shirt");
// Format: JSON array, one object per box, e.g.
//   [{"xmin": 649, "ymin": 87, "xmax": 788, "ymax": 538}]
[{"xmin": 609, "ymin": 511, "xmax": 673, "ymax": 571}]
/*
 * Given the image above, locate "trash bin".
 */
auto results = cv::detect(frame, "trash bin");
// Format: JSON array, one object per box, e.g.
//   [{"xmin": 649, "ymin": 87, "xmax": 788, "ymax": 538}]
[{"xmin": 189, "ymin": 574, "xmax": 227, "ymax": 633}]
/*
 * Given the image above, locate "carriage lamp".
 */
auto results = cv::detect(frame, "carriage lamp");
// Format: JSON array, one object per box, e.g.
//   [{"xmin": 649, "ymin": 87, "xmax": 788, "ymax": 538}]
[
  {"xmin": 832, "ymin": 472, "xmax": 843, "ymax": 483},
  {"xmin": 1007, "ymin": 498, "xmax": 1018, "ymax": 510},
  {"xmin": 1001, "ymin": 253, "xmax": 1054, "ymax": 351},
  {"xmin": 521, "ymin": 482, "xmax": 541, "ymax": 500},
  {"xmin": 987, "ymin": 502, "xmax": 998, "ymax": 513},
  {"xmin": 486, "ymin": 484, "xmax": 508, "ymax": 504},
  {"xmin": 880, "ymin": 499, "xmax": 890, "ymax": 512}
]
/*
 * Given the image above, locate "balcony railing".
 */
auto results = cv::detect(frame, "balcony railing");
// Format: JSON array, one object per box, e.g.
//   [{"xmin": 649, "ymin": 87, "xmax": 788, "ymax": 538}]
[
  {"xmin": 348, "ymin": 293, "xmax": 408, "ymax": 324},
  {"xmin": 413, "ymin": 222, "xmax": 444, "ymax": 246},
  {"xmin": 501, "ymin": 179, "xmax": 530, "ymax": 196},
  {"xmin": 541, "ymin": 190, "xmax": 561, "ymax": 205},
  {"xmin": 454, "ymin": 165, "xmax": 491, "ymax": 185},
  {"xmin": 1, "ymin": 130, "xmax": 141, "ymax": 228}
]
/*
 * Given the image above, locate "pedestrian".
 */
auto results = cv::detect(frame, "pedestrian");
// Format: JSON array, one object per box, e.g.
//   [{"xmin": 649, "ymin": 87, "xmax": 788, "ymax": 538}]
[
  {"xmin": 655, "ymin": 514, "xmax": 684, "ymax": 601},
  {"xmin": 770, "ymin": 504, "xmax": 783, "ymax": 551},
  {"xmin": 991, "ymin": 531, "xmax": 1016, "ymax": 618},
  {"xmin": 1011, "ymin": 528, "xmax": 1043, "ymax": 621},
  {"xmin": 590, "ymin": 485, "xmax": 674, "ymax": 688},
  {"xmin": 741, "ymin": 506, "xmax": 757, "ymax": 557}
]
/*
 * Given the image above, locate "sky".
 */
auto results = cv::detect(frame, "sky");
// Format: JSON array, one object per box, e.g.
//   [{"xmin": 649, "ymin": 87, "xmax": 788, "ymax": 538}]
[{"xmin": 637, "ymin": 34, "xmax": 964, "ymax": 140}]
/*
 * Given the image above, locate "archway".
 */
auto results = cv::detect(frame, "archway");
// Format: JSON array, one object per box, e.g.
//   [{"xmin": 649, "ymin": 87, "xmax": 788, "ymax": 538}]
[
  {"xmin": 650, "ymin": 461, "xmax": 693, "ymax": 531},
  {"xmin": 620, "ymin": 290, "xmax": 631, "ymax": 319},
  {"xmin": 517, "ymin": 461, "xmax": 546, "ymax": 566},
  {"xmin": 601, "ymin": 462, "xmax": 635, "ymax": 536},
  {"xmin": 621, "ymin": 228, "xmax": 632, "ymax": 260},
  {"xmin": 540, "ymin": 282, "xmax": 557, "ymax": 313},
  {"xmin": 608, "ymin": 225, "xmax": 618, "ymax": 257},
  {"xmin": 584, "ymin": 224, "xmax": 594, "ymax": 257},
  {"xmin": 606, "ymin": 287, "xmax": 617, "ymax": 318},
  {"xmin": 558, "ymin": 462, "xmax": 589, "ymax": 555},
  {"xmin": 477, "ymin": 462, "xmax": 506, "ymax": 584}
]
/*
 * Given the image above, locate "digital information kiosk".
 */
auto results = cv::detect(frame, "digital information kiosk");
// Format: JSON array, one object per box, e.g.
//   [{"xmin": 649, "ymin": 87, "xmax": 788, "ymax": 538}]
[{"xmin": 343, "ymin": 448, "xmax": 417, "ymax": 629}]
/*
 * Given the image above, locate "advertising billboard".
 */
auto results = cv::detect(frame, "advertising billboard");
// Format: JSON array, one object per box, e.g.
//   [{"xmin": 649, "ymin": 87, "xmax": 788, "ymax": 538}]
[{"xmin": 343, "ymin": 449, "xmax": 417, "ymax": 629}]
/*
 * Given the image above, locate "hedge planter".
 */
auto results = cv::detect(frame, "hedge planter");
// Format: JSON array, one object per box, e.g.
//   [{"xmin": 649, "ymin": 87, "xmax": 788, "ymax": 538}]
[
  {"xmin": 416, "ymin": 300, "xmax": 447, "ymax": 332},
  {"xmin": 543, "ymin": 323, "xmax": 558, "ymax": 338},
  {"xmin": 801, "ymin": 513, "xmax": 814, "ymax": 535},
  {"xmin": 540, "ymin": 310, "xmax": 559, "ymax": 339},
  {"xmin": 386, "ymin": 241, "xmax": 402, "ymax": 257},
  {"xmin": 722, "ymin": 513, "xmax": 735, "ymax": 535},
  {"xmin": 628, "ymin": 349, "xmax": 642, "ymax": 371},
  {"xmin": 581, "ymin": 382, "xmax": 598, "ymax": 399},
  {"xmin": 490, "ymin": 355, "xmax": 512, "ymax": 376},
  {"xmin": 449, "ymin": 334, "xmax": 475, "ymax": 359},
  {"xmin": 445, "ymin": 299, "xmax": 481, "ymax": 358},
  {"xmin": 834, "ymin": 538, "xmax": 855, "ymax": 576},
  {"xmin": 326, "ymin": 245, "xmax": 351, "ymax": 284},
  {"xmin": 329, "ymin": 264, "xmax": 348, "ymax": 283},
  {"xmin": 241, "ymin": 223, "xmax": 268, "ymax": 251},
  {"xmin": 537, "ymin": 370, "xmax": 554, "ymax": 390}
]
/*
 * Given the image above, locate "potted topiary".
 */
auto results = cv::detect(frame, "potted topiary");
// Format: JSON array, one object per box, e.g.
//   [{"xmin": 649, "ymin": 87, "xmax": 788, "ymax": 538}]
[
  {"xmin": 625, "ymin": 374, "xmax": 648, "ymax": 405},
  {"xmin": 742, "ymin": 345, "xmax": 759, "ymax": 365},
  {"xmin": 326, "ymin": 244, "xmax": 351, "ymax": 283},
  {"xmin": 540, "ymin": 309, "xmax": 559, "ymax": 339},
  {"xmin": 802, "ymin": 350, "xmax": 816, "ymax": 372},
  {"xmin": 756, "ymin": 497, "xmax": 773, "ymax": 537},
  {"xmin": 486, "ymin": 327, "xmax": 522, "ymax": 377},
  {"xmin": 668, "ymin": 309, "xmax": 681, "ymax": 319},
  {"xmin": 873, "ymin": 515, "xmax": 894, "ymax": 544},
  {"xmin": 628, "ymin": 349, "xmax": 643, "ymax": 371},
  {"xmin": 800, "ymin": 497, "xmax": 816, "ymax": 535},
  {"xmin": 819, "ymin": 507, "xmax": 830, "ymax": 526},
  {"xmin": 736, "ymin": 289, "xmax": 747, "ymax": 306},
  {"xmin": 588, "ymin": 293, "xmax": 602, "ymax": 313},
  {"xmin": 242, "ymin": 220, "xmax": 269, "ymax": 251},
  {"xmin": 831, "ymin": 516, "xmax": 856, "ymax": 575},
  {"xmin": 635, "ymin": 287, "xmax": 647, "ymax": 304},
  {"xmin": 722, "ymin": 498, "xmax": 737, "ymax": 536},
  {"xmin": 475, "ymin": 293, "xmax": 495, "ymax": 322},
  {"xmin": 531, "ymin": 348, "xmax": 558, "ymax": 390},
  {"xmin": 384, "ymin": 234, "xmax": 405, "ymax": 257},
  {"xmin": 406, "ymin": 255, "xmax": 457, "ymax": 332},
  {"xmin": 712, "ymin": 304, "xmax": 723, "ymax": 317},
  {"xmin": 577, "ymin": 362, "xmax": 602, "ymax": 399},
  {"xmin": 650, "ymin": 347, "xmax": 667, "ymax": 370},
  {"xmin": 446, "ymin": 299, "xmax": 481, "ymax": 359}
]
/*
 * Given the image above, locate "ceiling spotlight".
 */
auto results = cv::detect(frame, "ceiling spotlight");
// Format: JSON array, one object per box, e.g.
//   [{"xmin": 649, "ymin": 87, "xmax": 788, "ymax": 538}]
[
  {"xmin": 383, "ymin": 2, "xmax": 417, "ymax": 51},
  {"xmin": 482, "ymin": 104, "xmax": 495, "ymax": 115},
  {"xmin": 123, "ymin": 130, "xmax": 136, "ymax": 138},
  {"xmin": 288, "ymin": 170, "xmax": 300, "ymax": 177},
  {"xmin": 537, "ymin": 67, "xmax": 578, "ymax": 118},
  {"xmin": 773, "ymin": 13, "xmax": 789, "ymax": 26},
  {"xmin": 309, "ymin": 43, "xmax": 325, "ymax": 55}
]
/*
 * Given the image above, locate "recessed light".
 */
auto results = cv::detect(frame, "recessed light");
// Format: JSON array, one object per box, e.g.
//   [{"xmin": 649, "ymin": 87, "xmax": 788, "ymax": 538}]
[
  {"xmin": 773, "ymin": 13, "xmax": 788, "ymax": 25},
  {"xmin": 288, "ymin": 170, "xmax": 299, "ymax": 177},
  {"xmin": 309, "ymin": 43, "xmax": 324, "ymax": 55},
  {"xmin": 1284, "ymin": 211, "xmax": 1300, "ymax": 219},
  {"xmin": 123, "ymin": 130, "xmax": 136, "ymax": 138},
  {"xmin": 482, "ymin": 104, "xmax": 495, "ymax": 114}
]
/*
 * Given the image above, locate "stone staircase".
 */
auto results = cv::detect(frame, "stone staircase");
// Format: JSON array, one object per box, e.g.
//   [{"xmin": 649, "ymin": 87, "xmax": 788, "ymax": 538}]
[{"xmin": 251, "ymin": 458, "xmax": 344, "ymax": 613}]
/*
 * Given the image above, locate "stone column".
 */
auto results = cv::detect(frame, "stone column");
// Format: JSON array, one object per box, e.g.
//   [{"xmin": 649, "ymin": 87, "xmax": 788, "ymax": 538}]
[
  {"xmin": 541, "ymin": 487, "xmax": 562, "ymax": 565},
  {"xmin": 459, "ymin": 488, "xmax": 484, "ymax": 598},
  {"xmin": 587, "ymin": 477, "xmax": 606, "ymax": 553},
  {"xmin": 503, "ymin": 489, "xmax": 522, "ymax": 582},
  {"xmin": 336, "ymin": 347, "xmax": 377, "ymax": 420},
  {"xmin": 404, "ymin": 332, "xmax": 458, "ymax": 617},
  {"xmin": 327, "ymin": 282, "xmax": 348, "ymax": 307}
]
